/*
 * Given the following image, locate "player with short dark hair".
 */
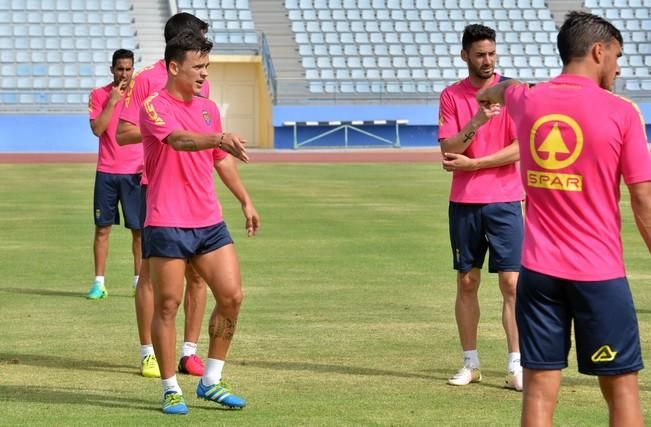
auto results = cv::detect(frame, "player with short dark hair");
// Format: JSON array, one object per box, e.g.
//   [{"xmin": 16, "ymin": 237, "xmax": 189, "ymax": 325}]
[
  {"xmin": 439, "ymin": 24, "xmax": 524, "ymax": 390},
  {"xmin": 86, "ymin": 48, "xmax": 139, "ymax": 300},
  {"xmin": 163, "ymin": 12, "xmax": 209, "ymax": 46},
  {"xmin": 116, "ymin": 12, "xmax": 246, "ymax": 380},
  {"xmin": 140, "ymin": 30, "xmax": 259, "ymax": 415},
  {"xmin": 477, "ymin": 11, "xmax": 651, "ymax": 427}
]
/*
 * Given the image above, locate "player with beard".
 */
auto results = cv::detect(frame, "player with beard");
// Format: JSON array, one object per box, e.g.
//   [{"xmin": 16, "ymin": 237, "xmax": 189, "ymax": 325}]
[{"xmin": 438, "ymin": 24, "xmax": 524, "ymax": 391}]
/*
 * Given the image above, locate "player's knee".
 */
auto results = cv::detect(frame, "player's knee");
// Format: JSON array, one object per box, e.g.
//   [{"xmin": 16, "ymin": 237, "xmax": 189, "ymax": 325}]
[
  {"xmin": 218, "ymin": 289, "xmax": 243, "ymax": 311},
  {"xmin": 95, "ymin": 226, "xmax": 111, "ymax": 240},
  {"xmin": 156, "ymin": 296, "xmax": 181, "ymax": 320},
  {"xmin": 458, "ymin": 274, "xmax": 480, "ymax": 294},
  {"xmin": 499, "ymin": 278, "xmax": 518, "ymax": 299},
  {"xmin": 186, "ymin": 275, "xmax": 206, "ymax": 291}
]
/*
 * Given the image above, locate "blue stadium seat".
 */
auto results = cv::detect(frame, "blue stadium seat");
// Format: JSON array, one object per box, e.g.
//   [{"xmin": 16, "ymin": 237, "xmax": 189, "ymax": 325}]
[{"xmin": 1, "ymin": 93, "xmax": 18, "ymax": 104}]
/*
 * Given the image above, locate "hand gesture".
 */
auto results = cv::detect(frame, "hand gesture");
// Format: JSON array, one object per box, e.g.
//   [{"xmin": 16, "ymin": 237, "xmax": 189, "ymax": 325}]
[
  {"xmin": 219, "ymin": 132, "xmax": 249, "ymax": 163},
  {"xmin": 442, "ymin": 152, "xmax": 478, "ymax": 172},
  {"xmin": 472, "ymin": 103, "xmax": 501, "ymax": 126},
  {"xmin": 241, "ymin": 203, "xmax": 260, "ymax": 237},
  {"xmin": 110, "ymin": 79, "xmax": 128, "ymax": 104}
]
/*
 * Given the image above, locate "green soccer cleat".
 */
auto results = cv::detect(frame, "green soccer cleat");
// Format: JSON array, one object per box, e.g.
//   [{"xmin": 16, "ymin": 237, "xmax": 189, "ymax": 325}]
[
  {"xmin": 141, "ymin": 354, "xmax": 161, "ymax": 378},
  {"xmin": 196, "ymin": 379, "xmax": 246, "ymax": 409},
  {"xmin": 86, "ymin": 281, "xmax": 107, "ymax": 300},
  {"xmin": 162, "ymin": 391, "xmax": 188, "ymax": 415}
]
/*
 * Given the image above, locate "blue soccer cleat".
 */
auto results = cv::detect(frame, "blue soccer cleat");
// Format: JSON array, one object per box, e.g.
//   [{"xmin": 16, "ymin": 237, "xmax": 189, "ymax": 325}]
[
  {"xmin": 85, "ymin": 281, "xmax": 107, "ymax": 300},
  {"xmin": 162, "ymin": 391, "xmax": 188, "ymax": 415},
  {"xmin": 196, "ymin": 379, "xmax": 246, "ymax": 409}
]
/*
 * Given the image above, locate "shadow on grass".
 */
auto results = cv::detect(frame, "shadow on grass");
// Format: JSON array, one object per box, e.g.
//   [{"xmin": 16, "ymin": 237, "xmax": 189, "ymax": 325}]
[
  {"xmin": 0, "ymin": 352, "xmax": 134, "ymax": 375},
  {"xmin": 0, "ymin": 287, "xmax": 132, "ymax": 299},
  {"xmin": 636, "ymin": 308, "xmax": 651, "ymax": 315},
  {"xmin": 0, "ymin": 384, "xmax": 155, "ymax": 412},
  {"xmin": 232, "ymin": 359, "xmax": 434, "ymax": 380},
  {"xmin": 0, "ymin": 287, "xmax": 83, "ymax": 298}
]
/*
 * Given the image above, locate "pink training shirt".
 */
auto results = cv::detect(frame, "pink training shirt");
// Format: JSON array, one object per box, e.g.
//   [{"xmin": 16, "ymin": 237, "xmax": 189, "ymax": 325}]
[
  {"xmin": 140, "ymin": 89, "xmax": 227, "ymax": 228},
  {"xmin": 120, "ymin": 59, "xmax": 211, "ymax": 184},
  {"xmin": 439, "ymin": 74, "xmax": 523, "ymax": 203},
  {"xmin": 505, "ymin": 74, "xmax": 651, "ymax": 281},
  {"xmin": 89, "ymin": 83, "xmax": 143, "ymax": 174}
]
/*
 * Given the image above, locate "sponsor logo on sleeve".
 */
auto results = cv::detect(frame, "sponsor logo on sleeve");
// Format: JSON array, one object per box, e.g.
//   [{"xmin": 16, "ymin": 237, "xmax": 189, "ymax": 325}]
[{"xmin": 143, "ymin": 93, "xmax": 165, "ymax": 126}]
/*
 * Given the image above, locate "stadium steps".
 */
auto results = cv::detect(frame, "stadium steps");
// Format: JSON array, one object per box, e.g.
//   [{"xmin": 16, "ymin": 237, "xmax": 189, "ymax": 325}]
[
  {"xmin": 248, "ymin": 0, "xmax": 310, "ymax": 100},
  {"xmin": 131, "ymin": 0, "xmax": 169, "ymax": 67},
  {"xmin": 546, "ymin": 0, "xmax": 588, "ymax": 25}
]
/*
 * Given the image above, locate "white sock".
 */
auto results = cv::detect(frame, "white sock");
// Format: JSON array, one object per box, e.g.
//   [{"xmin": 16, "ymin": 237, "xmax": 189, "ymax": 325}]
[
  {"xmin": 182, "ymin": 342, "xmax": 198, "ymax": 357},
  {"xmin": 201, "ymin": 358, "xmax": 225, "ymax": 386},
  {"xmin": 508, "ymin": 352, "xmax": 522, "ymax": 372},
  {"xmin": 463, "ymin": 350, "xmax": 480, "ymax": 369},
  {"xmin": 94, "ymin": 276, "xmax": 105, "ymax": 286},
  {"xmin": 161, "ymin": 375, "xmax": 182, "ymax": 396},
  {"xmin": 140, "ymin": 345, "xmax": 155, "ymax": 359},
  {"xmin": 133, "ymin": 275, "xmax": 139, "ymax": 289}
]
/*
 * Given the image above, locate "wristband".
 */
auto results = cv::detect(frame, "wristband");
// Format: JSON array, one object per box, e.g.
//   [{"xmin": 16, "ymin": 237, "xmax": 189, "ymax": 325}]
[{"xmin": 218, "ymin": 133, "xmax": 224, "ymax": 149}]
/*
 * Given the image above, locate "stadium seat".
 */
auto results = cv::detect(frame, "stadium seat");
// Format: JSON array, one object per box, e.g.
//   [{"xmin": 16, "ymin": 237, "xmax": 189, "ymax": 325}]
[{"xmin": 287, "ymin": 0, "xmax": 565, "ymax": 95}]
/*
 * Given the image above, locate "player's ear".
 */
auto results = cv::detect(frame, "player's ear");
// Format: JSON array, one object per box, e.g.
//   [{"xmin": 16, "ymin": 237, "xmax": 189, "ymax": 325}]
[
  {"xmin": 460, "ymin": 49, "xmax": 468, "ymax": 63},
  {"xmin": 169, "ymin": 60, "xmax": 179, "ymax": 76},
  {"xmin": 591, "ymin": 42, "xmax": 604, "ymax": 65}
]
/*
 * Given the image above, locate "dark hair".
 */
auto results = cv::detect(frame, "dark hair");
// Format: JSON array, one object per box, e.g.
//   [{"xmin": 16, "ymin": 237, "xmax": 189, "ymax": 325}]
[
  {"xmin": 164, "ymin": 30, "xmax": 213, "ymax": 68},
  {"xmin": 164, "ymin": 12, "xmax": 209, "ymax": 43},
  {"xmin": 111, "ymin": 49, "xmax": 134, "ymax": 67},
  {"xmin": 461, "ymin": 24, "xmax": 496, "ymax": 51},
  {"xmin": 557, "ymin": 11, "xmax": 623, "ymax": 65}
]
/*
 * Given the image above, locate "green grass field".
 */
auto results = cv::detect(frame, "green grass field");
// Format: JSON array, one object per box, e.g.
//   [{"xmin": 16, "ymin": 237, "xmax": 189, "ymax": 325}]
[{"xmin": 0, "ymin": 162, "xmax": 649, "ymax": 426}]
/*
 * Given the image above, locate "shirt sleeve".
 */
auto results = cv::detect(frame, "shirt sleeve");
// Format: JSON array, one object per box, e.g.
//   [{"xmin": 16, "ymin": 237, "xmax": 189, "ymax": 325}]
[
  {"xmin": 140, "ymin": 94, "xmax": 182, "ymax": 144},
  {"xmin": 120, "ymin": 72, "xmax": 147, "ymax": 126},
  {"xmin": 620, "ymin": 102, "xmax": 651, "ymax": 185},
  {"xmin": 504, "ymin": 83, "xmax": 528, "ymax": 129},
  {"xmin": 437, "ymin": 89, "xmax": 458, "ymax": 140},
  {"xmin": 88, "ymin": 89, "xmax": 102, "ymax": 121}
]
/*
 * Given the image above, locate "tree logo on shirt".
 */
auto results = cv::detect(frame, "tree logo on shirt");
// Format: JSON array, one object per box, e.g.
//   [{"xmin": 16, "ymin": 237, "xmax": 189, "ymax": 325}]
[
  {"xmin": 143, "ymin": 93, "xmax": 165, "ymax": 126},
  {"xmin": 530, "ymin": 114, "xmax": 583, "ymax": 170},
  {"xmin": 591, "ymin": 345, "xmax": 617, "ymax": 363},
  {"xmin": 202, "ymin": 110, "xmax": 211, "ymax": 125},
  {"xmin": 527, "ymin": 114, "xmax": 584, "ymax": 192}
]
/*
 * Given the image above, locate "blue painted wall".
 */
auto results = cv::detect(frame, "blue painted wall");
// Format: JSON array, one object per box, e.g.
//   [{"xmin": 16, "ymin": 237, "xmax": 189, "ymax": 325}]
[
  {"xmin": 273, "ymin": 103, "xmax": 651, "ymax": 149},
  {"xmin": 0, "ymin": 115, "xmax": 96, "ymax": 153},
  {"xmin": 0, "ymin": 102, "xmax": 650, "ymax": 152}
]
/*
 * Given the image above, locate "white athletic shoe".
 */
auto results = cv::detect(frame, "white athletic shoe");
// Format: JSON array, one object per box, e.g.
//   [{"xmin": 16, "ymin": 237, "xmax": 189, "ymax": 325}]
[
  {"xmin": 447, "ymin": 367, "xmax": 482, "ymax": 386},
  {"xmin": 504, "ymin": 367, "xmax": 523, "ymax": 391}
]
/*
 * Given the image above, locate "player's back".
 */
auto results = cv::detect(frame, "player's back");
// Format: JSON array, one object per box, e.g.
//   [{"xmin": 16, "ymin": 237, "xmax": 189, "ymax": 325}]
[{"xmin": 506, "ymin": 73, "xmax": 651, "ymax": 280}]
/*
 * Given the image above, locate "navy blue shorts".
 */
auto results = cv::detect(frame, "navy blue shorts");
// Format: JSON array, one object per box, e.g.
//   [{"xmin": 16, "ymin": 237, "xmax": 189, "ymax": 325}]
[
  {"xmin": 93, "ymin": 171, "xmax": 142, "ymax": 229},
  {"xmin": 139, "ymin": 185, "xmax": 147, "ymax": 254},
  {"xmin": 448, "ymin": 201, "xmax": 523, "ymax": 273},
  {"xmin": 143, "ymin": 222, "xmax": 234, "ymax": 259},
  {"xmin": 139, "ymin": 184, "xmax": 147, "ymax": 230},
  {"xmin": 516, "ymin": 267, "xmax": 643, "ymax": 375}
]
